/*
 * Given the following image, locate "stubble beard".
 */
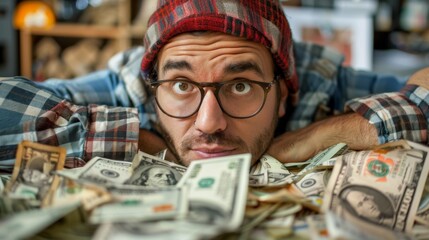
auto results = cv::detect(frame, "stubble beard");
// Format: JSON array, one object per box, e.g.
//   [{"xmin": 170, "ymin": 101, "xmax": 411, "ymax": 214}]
[{"xmin": 157, "ymin": 114, "xmax": 278, "ymax": 167}]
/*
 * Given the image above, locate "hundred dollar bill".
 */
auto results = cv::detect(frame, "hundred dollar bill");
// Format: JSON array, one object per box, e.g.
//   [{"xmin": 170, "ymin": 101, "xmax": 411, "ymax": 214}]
[
  {"xmin": 90, "ymin": 185, "xmax": 188, "ymax": 224},
  {"xmin": 178, "ymin": 153, "xmax": 251, "ymax": 231},
  {"xmin": 323, "ymin": 141, "xmax": 429, "ymax": 233},
  {"xmin": 325, "ymin": 210, "xmax": 414, "ymax": 240},
  {"xmin": 56, "ymin": 157, "xmax": 132, "ymax": 186},
  {"xmin": 6, "ymin": 141, "xmax": 66, "ymax": 200},
  {"xmin": 249, "ymin": 154, "xmax": 294, "ymax": 187},
  {"xmin": 58, "ymin": 154, "xmax": 187, "ymax": 188},
  {"xmin": 127, "ymin": 151, "xmax": 187, "ymax": 187}
]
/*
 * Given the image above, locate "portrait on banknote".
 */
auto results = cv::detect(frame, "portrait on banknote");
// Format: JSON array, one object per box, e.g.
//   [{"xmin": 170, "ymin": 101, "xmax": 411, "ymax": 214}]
[
  {"xmin": 338, "ymin": 185, "xmax": 395, "ymax": 227},
  {"xmin": 20, "ymin": 155, "xmax": 53, "ymax": 188},
  {"xmin": 7, "ymin": 141, "xmax": 66, "ymax": 200},
  {"xmin": 126, "ymin": 164, "xmax": 180, "ymax": 187}
]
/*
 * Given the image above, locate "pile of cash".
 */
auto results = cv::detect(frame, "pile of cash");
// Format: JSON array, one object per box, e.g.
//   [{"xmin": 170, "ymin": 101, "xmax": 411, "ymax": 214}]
[{"xmin": 0, "ymin": 140, "xmax": 428, "ymax": 239}]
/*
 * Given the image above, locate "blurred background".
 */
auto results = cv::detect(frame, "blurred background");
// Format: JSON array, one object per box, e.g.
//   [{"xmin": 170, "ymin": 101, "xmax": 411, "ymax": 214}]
[{"xmin": 1, "ymin": 0, "xmax": 429, "ymax": 81}]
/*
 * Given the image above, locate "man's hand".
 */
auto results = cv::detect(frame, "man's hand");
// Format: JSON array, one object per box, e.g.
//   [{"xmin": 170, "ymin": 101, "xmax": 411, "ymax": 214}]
[
  {"xmin": 267, "ymin": 112, "xmax": 378, "ymax": 163},
  {"xmin": 138, "ymin": 129, "xmax": 168, "ymax": 155},
  {"xmin": 407, "ymin": 67, "xmax": 429, "ymax": 89}
]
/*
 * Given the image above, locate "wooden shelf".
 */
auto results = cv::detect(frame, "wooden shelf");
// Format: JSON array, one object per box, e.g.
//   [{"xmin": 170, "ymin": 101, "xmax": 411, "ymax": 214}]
[
  {"xmin": 23, "ymin": 24, "xmax": 127, "ymax": 39},
  {"xmin": 19, "ymin": 0, "xmax": 142, "ymax": 80}
]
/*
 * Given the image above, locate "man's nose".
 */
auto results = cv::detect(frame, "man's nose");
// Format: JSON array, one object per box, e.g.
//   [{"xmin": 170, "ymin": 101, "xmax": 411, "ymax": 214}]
[{"xmin": 194, "ymin": 90, "xmax": 227, "ymax": 134}]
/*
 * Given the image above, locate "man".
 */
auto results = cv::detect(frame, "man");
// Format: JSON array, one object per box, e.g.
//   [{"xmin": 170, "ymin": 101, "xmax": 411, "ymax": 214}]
[{"xmin": 0, "ymin": 0, "xmax": 428, "ymax": 171}]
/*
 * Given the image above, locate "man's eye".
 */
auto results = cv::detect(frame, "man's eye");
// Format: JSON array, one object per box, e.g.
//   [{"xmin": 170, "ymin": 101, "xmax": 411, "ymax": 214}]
[
  {"xmin": 231, "ymin": 82, "xmax": 252, "ymax": 95},
  {"xmin": 172, "ymin": 82, "xmax": 193, "ymax": 93}
]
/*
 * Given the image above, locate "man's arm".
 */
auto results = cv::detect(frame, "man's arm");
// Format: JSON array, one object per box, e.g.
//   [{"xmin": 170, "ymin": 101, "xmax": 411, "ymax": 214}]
[
  {"xmin": 407, "ymin": 67, "xmax": 429, "ymax": 87},
  {"xmin": 0, "ymin": 77, "xmax": 140, "ymax": 172},
  {"xmin": 269, "ymin": 67, "xmax": 429, "ymax": 163},
  {"xmin": 268, "ymin": 112, "xmax": 378, "ymax": 162}
]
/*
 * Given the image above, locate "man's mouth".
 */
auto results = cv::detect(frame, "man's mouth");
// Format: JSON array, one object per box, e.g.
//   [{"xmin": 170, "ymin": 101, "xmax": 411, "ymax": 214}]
[{"xmin": 191, "ymin": 145, "xmax": 237, "ymax": 159}]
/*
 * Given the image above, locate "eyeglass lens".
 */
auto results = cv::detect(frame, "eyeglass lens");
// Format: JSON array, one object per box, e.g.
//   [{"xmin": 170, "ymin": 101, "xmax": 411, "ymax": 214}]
[{"xmin": 155, "ymin": 80, "xmax": 268, "ymax": 118}]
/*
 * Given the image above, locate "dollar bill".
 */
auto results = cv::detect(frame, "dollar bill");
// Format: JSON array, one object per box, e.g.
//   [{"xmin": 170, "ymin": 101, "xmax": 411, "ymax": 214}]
[
  {"xmin": 306, "ymin": 214, "xmax": 329, "ymax": 240},
  {"xmin": 249, "ymin": 188, "xmax": 321, "ymax": 213},
  {"xmin": 5, "ymin": 141, "xmax": 66, "ymax": 200},
  {"xmin": 291, "ymin": 169, "xmax": 332, "ymax": 198},
  {"xmin": 255, "ymin": 212, "xmax": 294, "ymax": 239},
  {"xmin": 127, "ymin": 151, "xmax": 187, "ymax": 187},
  {"xmin": 42, "ymin": 175, "xmax": 112, "ymax": 210},
  {"xmin": 0, "ymin": 201, "xmax": 80, "ymax": 240},
  {"xmin": 325, "ymin": 210, "xmax": 414, "ymax": 240},
  {"xmin": 260, "ymin": 213, "xmax": 294, "ymax": 228},
  {"xmin": 57, "ymin": 153, "xmax": 187, "ymax": 189},
  {"xmin": 93, "ymin": 221, "xmax": 214, "ymax": 240},
  {"xmin": 412, "ymin": 224, "xmax": 429, "ymax": 240},
  {"xmin": 323, "ymin": 141, "xmax": 429, "ymax": 233},
  {"xmin": 177, "ymin": 153, "xmax": 251, "ymax": 231},
  {"xmin": 415, "ymin": 175, "xmax": 429, "ymax": 226},
  {"xmin": 284, "ymin": 143, "xmax": 348, "ymax": 169},
  {"xmin": 56, "ymin": 157, "xmax": 132, "ymax": 186},
  {"xmin": 90, "ymin": 186, "xmax": 188, "ymax": 224},
  {"xmin": 154, "ymin": 149, "xmax": 168, "ymax": 160},
  {"xmin": 0, "ymin": 196, "xmax": 39, "ymax": 218},
  {"xmin": 249, "ymin": 154, "xmax": 294, "ymax": 187},
  {"xmin": 292, "ymin": 143, "xmax": 348, "ymax": 182},
  {"xmin": 0, "ymin": 174, "xmax": 11, "ymax": 193}
]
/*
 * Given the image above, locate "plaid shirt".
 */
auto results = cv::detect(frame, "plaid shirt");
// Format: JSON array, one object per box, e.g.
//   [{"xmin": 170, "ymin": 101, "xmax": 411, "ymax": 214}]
[{"xmin": 0, "ymin": 42, "xmax": 427, "ymax": 172}]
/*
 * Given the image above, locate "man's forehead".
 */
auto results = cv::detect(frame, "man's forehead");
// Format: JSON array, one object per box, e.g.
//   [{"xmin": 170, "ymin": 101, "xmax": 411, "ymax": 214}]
[
  {"xmin": 163, "ymin": 31, "xmax": 267, "ymax": 49},
  {"xmin": 157, "ymin": 32, "xmax": 273, "ymax": 74}
]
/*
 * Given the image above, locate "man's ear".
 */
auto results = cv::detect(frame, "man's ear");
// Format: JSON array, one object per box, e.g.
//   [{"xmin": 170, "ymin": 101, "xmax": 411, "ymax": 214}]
[{"xmin": 278, "ymin": 78, "xmax": 288, "ymax": 117}]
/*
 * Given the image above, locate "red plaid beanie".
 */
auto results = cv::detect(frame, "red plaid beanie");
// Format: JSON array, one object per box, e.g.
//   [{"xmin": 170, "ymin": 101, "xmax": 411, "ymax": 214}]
[{"xmin": 140, "ymin": 0, "xmax": 299, "ymax": 94}]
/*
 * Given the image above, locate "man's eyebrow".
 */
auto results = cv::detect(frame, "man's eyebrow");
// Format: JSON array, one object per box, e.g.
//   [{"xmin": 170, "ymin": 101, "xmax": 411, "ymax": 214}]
[
  {"xmin": 224, "ymin": 61, "xmax": 264, "ymax": 77},
  {"xmin": 162, "ymin": 60, "xmax": 193, "ymax": 75}
]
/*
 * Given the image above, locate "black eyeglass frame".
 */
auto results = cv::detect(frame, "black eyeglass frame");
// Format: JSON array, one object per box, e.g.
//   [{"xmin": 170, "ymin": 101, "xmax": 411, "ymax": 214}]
[{"xmin": 148, "ymin": 78, "xmax": 278, "ymax": 119}]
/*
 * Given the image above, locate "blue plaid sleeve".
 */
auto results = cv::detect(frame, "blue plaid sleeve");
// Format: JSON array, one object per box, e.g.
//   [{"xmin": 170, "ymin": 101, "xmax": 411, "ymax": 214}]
[
  {"xmin": 346, "ymin": 85, "xmax": 428, "ymax": 145},
  {"xmin": 36, "ymin": 47, "xmax": 158, "ymax": 130},
  {"xmin": 0, "ymin": 77, "xmax": 140, "ymax": 172},
  {"xmin": 287, "ymin": 42, "xmax": 407, "ymax": 132}
]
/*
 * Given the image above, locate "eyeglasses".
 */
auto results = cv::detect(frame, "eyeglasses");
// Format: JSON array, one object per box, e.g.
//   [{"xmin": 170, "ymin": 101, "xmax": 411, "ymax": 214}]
[{"xmin": 149, "ymin": 78, "xmax": 276, "ymax": 119}]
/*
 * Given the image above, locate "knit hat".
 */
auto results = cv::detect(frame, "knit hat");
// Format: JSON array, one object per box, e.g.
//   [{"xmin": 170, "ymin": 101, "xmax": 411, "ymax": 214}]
[{"xmin": 140, "ymin": 0, "xmax": 299, "ymax": 94}]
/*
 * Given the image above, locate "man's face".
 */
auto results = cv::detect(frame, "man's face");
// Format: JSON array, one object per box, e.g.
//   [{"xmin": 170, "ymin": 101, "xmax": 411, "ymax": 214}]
[
  {"xmin": 145, "ymin": 168, "xmax": 174, "ymax": 187},
  {"xmin": 156, "ymin": 32, "xmax": 288, "ymax": 166}
]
